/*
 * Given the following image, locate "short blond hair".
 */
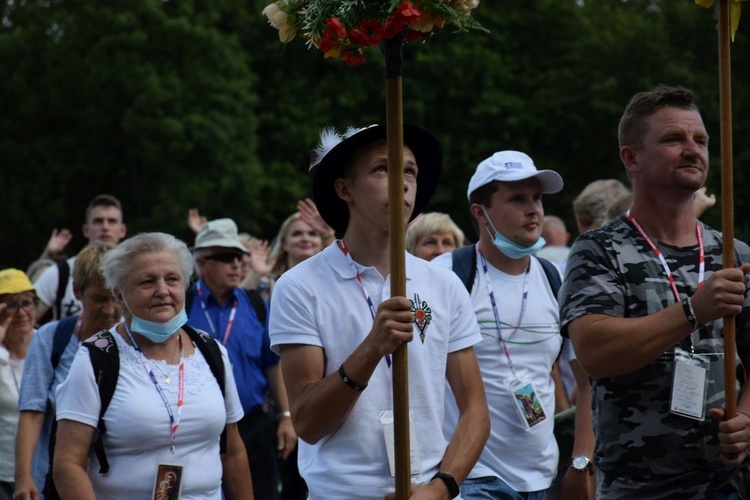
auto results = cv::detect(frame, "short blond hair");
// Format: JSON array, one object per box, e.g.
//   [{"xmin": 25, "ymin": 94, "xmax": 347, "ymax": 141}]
[
  {"xmin": 73, "ymin": 242, "xmax": 115, "ymax": 292},
  {"xmin": 573, "ymin": 179, "xmax": 631, "ymax": 232},
  {"xmin": 406, "ymin": 212, "xmax": 465, "ymax": 254}
]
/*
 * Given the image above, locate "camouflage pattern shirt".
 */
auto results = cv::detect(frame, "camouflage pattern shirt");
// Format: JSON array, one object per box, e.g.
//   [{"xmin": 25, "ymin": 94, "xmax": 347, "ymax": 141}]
[{"xmin": 559, "ymin": 215, "xmax": 750, "ymax": 499}]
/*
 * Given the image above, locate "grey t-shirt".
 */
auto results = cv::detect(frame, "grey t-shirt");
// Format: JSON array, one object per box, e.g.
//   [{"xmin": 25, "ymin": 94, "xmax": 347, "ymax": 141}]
[{"xmin": 560, "ymin": 215, "xmax": 750, "ymax": 498}]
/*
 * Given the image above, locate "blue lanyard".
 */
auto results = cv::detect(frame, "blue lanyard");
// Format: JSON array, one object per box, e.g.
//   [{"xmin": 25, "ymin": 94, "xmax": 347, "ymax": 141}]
[{"xmin": 478, "ymin": 249, "xmax": 529, "ymax": 378}]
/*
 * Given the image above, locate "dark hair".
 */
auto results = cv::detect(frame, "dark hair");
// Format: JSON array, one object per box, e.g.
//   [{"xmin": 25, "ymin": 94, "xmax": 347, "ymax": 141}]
[
  {"xmin": 468, "ymin": 181, "xmax": 502, "ymax": 236},
  {"xmin": 618, "ymin": 86, "xmax": 699, "ymax": 148},
  {"xmin": 85, "ymin": 194, "xmax": 123, "ymax": 222}
]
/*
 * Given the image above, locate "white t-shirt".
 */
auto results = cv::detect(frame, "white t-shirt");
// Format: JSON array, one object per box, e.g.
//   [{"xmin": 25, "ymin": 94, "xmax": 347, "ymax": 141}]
[
  {"xmin": 270, "ymin": 244, "xmax": 482, "ymax": 500},
  {"xmin": 56, "ymin": 327, "xmax": 243, "ymax": 499},
  {"xmin": 33, "ymin": 256, "xmax": 81, "ymax": 318},
  {"xmin": 435, "ymin": 250, "xmax": 562, "ymax": 492},
  {"xmin": 0, "ymin": 346, "xmax": 25, "ymax": 482}
]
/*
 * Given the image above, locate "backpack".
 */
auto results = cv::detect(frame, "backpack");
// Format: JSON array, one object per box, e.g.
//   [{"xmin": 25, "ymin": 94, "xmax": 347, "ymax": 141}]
[
  {"xmin": 53, "ymin": 260, "xmax": 70, "ymax": 321},
  {"xmin": 44, "ymin": 324, "xmax": 228, "ymax": 498},
  {"xmin": 41, "ymin": 315, "xmax": 79, "ymax": 500},
  {"xmin": 50, "ymin": 315, "xmax": 79, "ymax": 369},
  {"xmin": 34, "ymin": 261, "xmax": 70, "ymax": 326},
  {"xmin": 451, "ymin": 244, "xmax": 562, "ymax": 297}
]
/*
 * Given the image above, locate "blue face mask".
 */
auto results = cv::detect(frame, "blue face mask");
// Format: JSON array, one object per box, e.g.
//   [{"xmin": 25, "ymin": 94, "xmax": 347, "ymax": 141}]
[
  {"xmin": 121, "ymin": 294, "xmax": 188, "ymax": 344},
  {"xmin": 482, "ymin": 206, "xmax": 546, "ymax": 260}
]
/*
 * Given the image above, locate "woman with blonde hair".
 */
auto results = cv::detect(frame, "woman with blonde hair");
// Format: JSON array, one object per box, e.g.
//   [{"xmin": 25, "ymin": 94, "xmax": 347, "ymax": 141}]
[
  {"xmin": 405, "ymin": 212, "xmax": 465, "ymax": 261},
  {"xmin": 14, "ymin": 242, "xmax": 119, "ymax": 500}
]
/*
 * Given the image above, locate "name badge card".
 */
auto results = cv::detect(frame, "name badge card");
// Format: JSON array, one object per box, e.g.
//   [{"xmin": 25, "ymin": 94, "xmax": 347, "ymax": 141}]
[
  {"xmin": 152, "ymin": 464, "xmax": 183, "ymax": 500},
  {"xmin": 381, "ymin": 410, "xmax": 421, "ymax": 477},
  {"xmin": 670, "ymin": 348, "xmax": 709, "ymax": 421},
  {"xmin": 507, "ymin": 377, "xmax": 547, "ymax": 430}
]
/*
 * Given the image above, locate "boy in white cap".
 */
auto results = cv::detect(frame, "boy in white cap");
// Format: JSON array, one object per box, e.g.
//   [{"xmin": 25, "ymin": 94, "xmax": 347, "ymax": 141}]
[
  {"xmin": 434, "ymin": 151, "xmax": 592, "ymax": 499},
  {"xmin": 269, "ymin": 124, "xmax": 489, "ymax": 499}
]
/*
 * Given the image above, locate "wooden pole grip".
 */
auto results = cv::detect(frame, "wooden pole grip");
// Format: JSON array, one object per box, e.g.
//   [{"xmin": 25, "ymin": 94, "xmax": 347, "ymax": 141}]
[
  {"xmin": 385, "ymin": 34, "xmax": 410, "ymax": 499},
  {"xmin": 718, "ymin": 0, "xmax": 736, "ymax": 418}
]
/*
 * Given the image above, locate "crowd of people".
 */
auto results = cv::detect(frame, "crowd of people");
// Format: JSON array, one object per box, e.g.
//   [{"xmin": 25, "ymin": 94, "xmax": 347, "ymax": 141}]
[{"xmin": 1, "ymin": 84, "xmax": 750, "ymax": 500}]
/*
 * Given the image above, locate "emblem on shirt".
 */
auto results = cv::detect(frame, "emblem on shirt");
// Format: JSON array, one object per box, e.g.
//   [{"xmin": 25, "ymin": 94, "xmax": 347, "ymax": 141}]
[{"xmin": 410, "ymin": 293, "xmax": 432, "ymax": 344}]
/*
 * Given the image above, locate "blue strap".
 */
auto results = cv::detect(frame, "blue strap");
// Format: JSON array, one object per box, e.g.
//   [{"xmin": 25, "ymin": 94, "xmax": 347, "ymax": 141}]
[{"xmin": 51, "ymin": 315, "xmax": 78, "ymax": 369}]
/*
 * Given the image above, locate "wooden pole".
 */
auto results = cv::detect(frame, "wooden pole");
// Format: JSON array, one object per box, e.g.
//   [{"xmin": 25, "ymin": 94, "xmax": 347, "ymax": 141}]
[
  {"xmin": 718, "ymin": 0, "xmax": 736, "ymax": 418},
  {"xmin": 385, "ymin": 34, "xmax": 410, "ymax": 499}
]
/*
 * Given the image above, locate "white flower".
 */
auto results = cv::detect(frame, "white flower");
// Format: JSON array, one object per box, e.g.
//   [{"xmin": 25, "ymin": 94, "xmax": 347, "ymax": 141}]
[{"xmin": 263, "ymin": 3, "xmax": 296, "ymax": 42}]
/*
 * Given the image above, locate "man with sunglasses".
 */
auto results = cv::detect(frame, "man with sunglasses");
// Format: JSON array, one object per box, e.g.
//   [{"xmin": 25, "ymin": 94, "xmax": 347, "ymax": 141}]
[{"xmin": 188, "ymin": 218, "xmax": 295, "ymax": 499}]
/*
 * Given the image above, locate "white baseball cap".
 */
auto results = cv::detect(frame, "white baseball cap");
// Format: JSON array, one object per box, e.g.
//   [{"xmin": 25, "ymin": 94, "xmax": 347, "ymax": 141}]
[{"xmin": 467, "ymin": 150, "xmax": 563, "ymax": 200}]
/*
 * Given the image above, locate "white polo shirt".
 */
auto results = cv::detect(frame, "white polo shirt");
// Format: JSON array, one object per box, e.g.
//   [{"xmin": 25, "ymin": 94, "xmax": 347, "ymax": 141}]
[{"xmin": 270, "ymin": 243, "xmax": 482, "ymax": 500}]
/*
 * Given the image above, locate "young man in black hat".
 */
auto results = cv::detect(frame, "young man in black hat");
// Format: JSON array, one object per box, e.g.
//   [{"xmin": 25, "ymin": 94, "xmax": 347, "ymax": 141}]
[{"xmin": 269, "ymin": 125, "xmax": 489, "ymax": 499}]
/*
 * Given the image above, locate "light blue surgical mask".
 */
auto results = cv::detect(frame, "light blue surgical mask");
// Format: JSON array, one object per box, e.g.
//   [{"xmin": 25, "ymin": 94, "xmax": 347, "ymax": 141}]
[
  {"xmin": 482, "ymin": 206, "xmax": 546, "ymax": 260},
  {"xmin": 121, "ymin": 294, "xmax": 187, "ymax": 344}
]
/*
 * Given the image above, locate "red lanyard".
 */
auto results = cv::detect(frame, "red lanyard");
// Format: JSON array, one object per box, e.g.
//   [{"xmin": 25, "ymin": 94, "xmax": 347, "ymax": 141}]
[
  {"xmin": 196, "ymin": 283, "xmax": 237, "ymax": 346},
  {"xmin": 124, "ymin": 322, "xmax": 184, "ymax": 454},
  {"xmin": 627, "ymin": 211, "xmax": 705, "ymax": 302},
  {"xmin": 338, "ymin": 239, "xmax": 391, "ymax": 368}
]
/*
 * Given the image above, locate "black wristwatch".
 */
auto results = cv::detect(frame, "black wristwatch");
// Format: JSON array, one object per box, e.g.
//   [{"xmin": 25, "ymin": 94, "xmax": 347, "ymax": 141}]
[
  {"xmin": 432, "ymin": 471, "xmax": 460, "ymax": 499},
  {"xmin": 570, "ymin": 455, "xmax": 593, "ymax": 475}
]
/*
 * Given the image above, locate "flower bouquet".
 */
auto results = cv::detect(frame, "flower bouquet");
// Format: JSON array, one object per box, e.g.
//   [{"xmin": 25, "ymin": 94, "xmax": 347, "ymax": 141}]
[{"xmin": 263, "ymin": 0, "xmax": 484, "ymax": 65}]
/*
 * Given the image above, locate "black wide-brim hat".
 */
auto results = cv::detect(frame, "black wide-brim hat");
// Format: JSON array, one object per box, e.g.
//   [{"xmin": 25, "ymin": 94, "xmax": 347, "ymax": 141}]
[{"xmin": 309, "ymin": 124, "xmax": 442, "ymax": 234}]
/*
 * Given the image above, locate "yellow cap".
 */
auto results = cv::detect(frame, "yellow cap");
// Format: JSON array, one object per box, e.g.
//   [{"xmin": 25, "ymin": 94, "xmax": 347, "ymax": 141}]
[{"xmin": 0, "ymin": 268, "xmax": 37, "ymax": 296}]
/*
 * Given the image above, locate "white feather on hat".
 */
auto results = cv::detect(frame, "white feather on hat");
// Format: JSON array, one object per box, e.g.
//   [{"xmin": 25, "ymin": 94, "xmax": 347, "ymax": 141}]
[{"xmin": 310, "ymin": 125, "xmax": 377, "ymax": 171}]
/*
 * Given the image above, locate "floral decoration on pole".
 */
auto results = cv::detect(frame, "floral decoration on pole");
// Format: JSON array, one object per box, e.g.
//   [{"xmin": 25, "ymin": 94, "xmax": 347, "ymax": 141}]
[
  {"xmin": 263, "ymin": 0, "xmax": 485, "ymax": 65},
  {"xmin": 696, "ymin": 0, "xmax": 748, "ymax": 41}
]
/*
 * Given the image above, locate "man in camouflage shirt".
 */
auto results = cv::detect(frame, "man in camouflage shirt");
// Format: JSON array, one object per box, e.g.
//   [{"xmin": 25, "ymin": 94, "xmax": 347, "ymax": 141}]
[{"xmin": 559, "ymin": 86, "xmax": 750, "ymax": 498}]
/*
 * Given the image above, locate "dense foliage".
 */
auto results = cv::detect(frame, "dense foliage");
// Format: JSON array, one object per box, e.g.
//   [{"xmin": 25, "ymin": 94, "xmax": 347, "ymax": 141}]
[{"xmin": 1, "ymin": 0, "xmax": 748, "ymax": 267}]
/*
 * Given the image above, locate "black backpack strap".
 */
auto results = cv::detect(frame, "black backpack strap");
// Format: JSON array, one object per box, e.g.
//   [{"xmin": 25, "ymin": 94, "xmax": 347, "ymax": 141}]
[
  {"xmin": 183, "ymin": 324, "xmax": 228, "ymax": 453},
  {"xmin": 51, "ymin": 315, "xmax": 78, "ymax": 369},
  {"xmin": 243, "ymin": 288, "xmax": 267, "ymax": 325},
  {"xmin": 54, "ymin": 261, "xmax": 70, "ymax": 320},
  {"xmin": 534, "ymin": 256, "xmax": 566, "ymax": 362},
  {"xmin": 535, "ymin": 256, "xmax": 562, "ymax": 299},
  {"xmin": 82, "ymin": 330, "xmax": 119, "ymax": 474},
  {"xmin": 452, "ymin": 244, "xmax": 478, "ymax": 293}
]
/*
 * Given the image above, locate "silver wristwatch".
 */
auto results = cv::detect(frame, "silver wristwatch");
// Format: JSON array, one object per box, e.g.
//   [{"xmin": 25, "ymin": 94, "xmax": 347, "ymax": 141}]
[{"xmin": 571, "ymin": 455, "xmax": 593, "ymax": 475}]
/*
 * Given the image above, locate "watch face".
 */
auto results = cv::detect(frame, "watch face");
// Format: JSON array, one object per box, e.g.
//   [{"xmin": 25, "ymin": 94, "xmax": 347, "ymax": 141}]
[{"xmin": 572, "ymin": 456, "xmax": 588, "ymax": 469}]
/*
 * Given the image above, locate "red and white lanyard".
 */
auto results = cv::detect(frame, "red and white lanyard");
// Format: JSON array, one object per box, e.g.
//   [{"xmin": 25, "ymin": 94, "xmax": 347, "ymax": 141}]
[
  {"xmin": 124, "ymin": 322, "xmax": 184, "ymax": 454},
  {"xmin": 627, "ymin": 211, "xmax": 705, "ymax": 301},
  {"xmin": 196, "ymin": 282, "xmax": 237, "ymax": 346},
  {"xmin": 338, "ymin": 239, "xmax": 391, "ymax": 368},
  {"xmin": 478, "ymin": 248, "xmax": 529, "ymax": 378},
  {"xmin": 627, "ymin": 211, "xmax": 705, "ymax": 352}
]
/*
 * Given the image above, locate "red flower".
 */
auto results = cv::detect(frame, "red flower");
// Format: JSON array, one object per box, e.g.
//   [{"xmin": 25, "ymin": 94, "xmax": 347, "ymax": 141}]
[
  {"xmin": 404, "ymin": 29, "xmax": 427, "ymax": 43},
  {"xmin": 349, "ymin": 19, "xmax": 384, "ymax": 47},
  {"xmin": 415, "ymin": 310, "xmax": 425, "ymax": 321},
  {"xmin": 325, "ymin": 17, "xmax": 347, "ymax": 39},
  {"xmin": 341, "ymin": 48, "xmax": 366, "ymax": 66},
  {"xmin": 347, "ymin": 28, "xmax": 368, "ymax": 46},
  {"xmin": 384, "ymin": 2, "xmax": 421, "ymax": 39},
  {"xmin": 319, "ymin": 33, "xmax": 339, "ymax": 54},
  {"xmin": 391, "ymin": 2, "xmax": 422, "ymax": 26}
]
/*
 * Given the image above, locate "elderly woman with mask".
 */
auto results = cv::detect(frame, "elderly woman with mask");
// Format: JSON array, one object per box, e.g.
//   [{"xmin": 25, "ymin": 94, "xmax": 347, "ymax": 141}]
[
  {"xmin": 54, "ymin": 233, "xmax": 253, "ymax": 500},
  {"xmin": 0, "ymin": 269, "xmax": 37, "ymax": 500}
]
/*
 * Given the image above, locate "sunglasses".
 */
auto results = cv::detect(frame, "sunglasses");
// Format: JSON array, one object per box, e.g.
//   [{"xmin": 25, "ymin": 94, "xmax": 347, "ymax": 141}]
[{"xmin": 204, "ymin": 252, "xmax": 244, "ymax": 264}]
